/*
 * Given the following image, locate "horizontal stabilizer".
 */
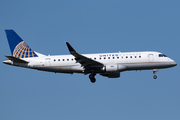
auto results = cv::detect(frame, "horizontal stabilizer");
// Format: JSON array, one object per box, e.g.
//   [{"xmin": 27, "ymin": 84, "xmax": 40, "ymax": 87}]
[{"xmin": 5, "ymin": 55, "xmax": 29, "ymax": 63}]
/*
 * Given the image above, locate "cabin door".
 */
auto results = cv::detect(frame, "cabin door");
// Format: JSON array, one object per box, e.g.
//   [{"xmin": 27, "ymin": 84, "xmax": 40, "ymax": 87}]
[{"xmin": 45, "ymin": 58, "xmax": 51, "ymax": 66}]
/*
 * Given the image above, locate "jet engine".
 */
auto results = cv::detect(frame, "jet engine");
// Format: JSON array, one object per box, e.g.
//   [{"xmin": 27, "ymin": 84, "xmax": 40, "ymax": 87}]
[
  {"xmin": 105, "ymin": 64, "xmax": 118, "ymax": 72},
  {"xmin": 100, "ymin": 64, "xmax": 126, "ymax": 78}
]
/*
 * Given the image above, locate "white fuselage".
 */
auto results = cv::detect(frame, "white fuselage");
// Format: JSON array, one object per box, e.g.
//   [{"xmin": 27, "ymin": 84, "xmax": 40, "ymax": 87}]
[
  {"xmin": 4, "ymin": 30, "xmax": 177, "ymax": 82},
  {"xmin": 5, "ymin": 51, "xmax": 176, "ymax": 74}
]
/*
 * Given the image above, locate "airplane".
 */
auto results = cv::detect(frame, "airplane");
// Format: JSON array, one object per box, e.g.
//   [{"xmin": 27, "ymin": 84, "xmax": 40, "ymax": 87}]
[{"xmin": 3, "ymin": 30, "xmax": 177, "ymax": 83}]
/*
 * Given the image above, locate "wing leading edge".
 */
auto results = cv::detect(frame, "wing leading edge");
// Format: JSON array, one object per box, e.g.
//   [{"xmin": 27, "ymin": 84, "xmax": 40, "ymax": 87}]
[{"xmin": 66, "ymin": 42, "xmax": 104, "ymax": 69}]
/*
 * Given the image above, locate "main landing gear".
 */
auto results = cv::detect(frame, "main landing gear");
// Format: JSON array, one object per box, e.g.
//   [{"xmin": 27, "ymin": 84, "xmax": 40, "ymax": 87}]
[
  {"xmin": 153, "ymin": 69, "xmax": 158, "ymax": 79},
  {"xmin": 89, "ymin": 72, "xmax": 96, "ymax": 83}
]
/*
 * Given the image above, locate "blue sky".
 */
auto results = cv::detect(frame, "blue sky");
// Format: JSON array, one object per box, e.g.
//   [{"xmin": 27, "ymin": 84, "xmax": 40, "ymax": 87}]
[{"xmin": 0, "ymin": 0, "xmax": 180, "ymax": 120}]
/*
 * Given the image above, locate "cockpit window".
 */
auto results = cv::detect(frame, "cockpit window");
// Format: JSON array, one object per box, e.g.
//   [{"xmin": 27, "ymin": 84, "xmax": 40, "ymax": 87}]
[
  {"xmin": 164, "ymin": 54, "xmax": 167, "ymax": 57},
  {"xmin": 159, "ymin": 54, "xmax": 163, "ymax": 57},
  {"xmin": 159, "ymin": 54, "xmax": 167, "ymax": 57}
]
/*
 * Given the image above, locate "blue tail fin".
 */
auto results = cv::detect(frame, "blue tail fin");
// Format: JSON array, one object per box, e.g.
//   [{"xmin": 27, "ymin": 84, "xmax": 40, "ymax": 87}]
[{"xmin": 5, "ymin": 30, "xmax": 38, "ymax": 58}]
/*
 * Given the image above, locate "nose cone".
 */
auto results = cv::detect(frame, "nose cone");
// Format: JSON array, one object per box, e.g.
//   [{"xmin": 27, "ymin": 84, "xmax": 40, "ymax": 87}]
[{"xmin": 171, "ymin": 61, "xmax": 177, "ymax": 67}]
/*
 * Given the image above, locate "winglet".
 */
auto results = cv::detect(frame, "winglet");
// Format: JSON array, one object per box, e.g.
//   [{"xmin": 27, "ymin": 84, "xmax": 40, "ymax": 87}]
[{"xmin": 66, "ymin": 42, "xmax": 77, "ymax": 54}]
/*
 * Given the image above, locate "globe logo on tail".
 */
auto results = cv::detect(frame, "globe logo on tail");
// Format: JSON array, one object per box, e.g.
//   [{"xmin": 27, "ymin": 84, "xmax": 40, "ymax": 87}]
[{"xmin": 13, "ymin": 41, "xmax": 38, "ymax": 58}]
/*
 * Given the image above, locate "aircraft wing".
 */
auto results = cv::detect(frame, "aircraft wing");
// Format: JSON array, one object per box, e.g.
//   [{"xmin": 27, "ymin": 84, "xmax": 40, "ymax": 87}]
[{"xmin": 66, "ymin": 42, "xmax": 104, "ymax": 68}]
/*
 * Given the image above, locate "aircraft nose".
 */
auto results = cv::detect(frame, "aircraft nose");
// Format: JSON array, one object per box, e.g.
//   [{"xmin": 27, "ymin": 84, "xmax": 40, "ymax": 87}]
[{"xmin": 171, "ymin": 61, "xmax": 177, "ymax": 67}]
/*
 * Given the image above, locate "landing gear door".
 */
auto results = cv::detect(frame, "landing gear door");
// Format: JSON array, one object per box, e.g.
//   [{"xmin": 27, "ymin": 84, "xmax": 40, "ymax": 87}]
[
  {"xmin": 148, "ymin": 54, "xmax": 154, "ymax": 63},
  {"xmin": 45, "ymin": 58, "xmax": 51, "ymax": 66}
]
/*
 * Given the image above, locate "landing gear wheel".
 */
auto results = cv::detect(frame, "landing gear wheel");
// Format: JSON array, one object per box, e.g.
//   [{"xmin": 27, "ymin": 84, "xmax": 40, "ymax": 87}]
[
  {"xmin": 90, "ymin": 78, "xmax": 96, "ymax": 83},
  {"xmin": 89, "ymin": 72, "xmax": 96, "ymax": 83},
  {"xmin": 89, "ymin": 74, "xmax": 94, "ymax": 79},
  {"xmin": 153, "ymin": 75, "xmax": 157, "ymax": 79},
  {"xmin": 152, "ymin": 69, "xmax": 158, "ymax": 79}
]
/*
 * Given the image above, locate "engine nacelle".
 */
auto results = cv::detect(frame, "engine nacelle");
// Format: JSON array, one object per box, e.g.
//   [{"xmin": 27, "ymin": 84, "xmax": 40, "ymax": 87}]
[
  {"xmin": 100, "ymin": 64, "xmax": 126, "ymax": 78},
  {"xmin": 100, "ymin": 72, "xmax": 120, "ymax": 78},
  {"xmin": 105, "ymin": 64, "xmax": 118, "ymax": 72}
]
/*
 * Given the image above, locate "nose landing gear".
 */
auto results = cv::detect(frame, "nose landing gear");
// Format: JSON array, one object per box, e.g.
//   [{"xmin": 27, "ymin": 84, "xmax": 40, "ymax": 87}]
[
  {"xmin": 153, "ymin": 69, "xmax": 158, "ymax": 79},
  {"xmin": 153, "ymin": 75, "xmax": 157, "ymax": 79},
  {"xmin": 89, "ymin": 72, "xmax": 96, "ymax": 83}
]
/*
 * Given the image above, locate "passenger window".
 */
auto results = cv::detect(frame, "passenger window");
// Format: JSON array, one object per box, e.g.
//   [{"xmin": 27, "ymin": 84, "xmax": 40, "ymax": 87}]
[
  {"xmin": 94, "ymin": 58, "xmax": 96, "ymax": 60},
  {"xmin": 135, "ymin": 56, "xmax": 137, "ymax": 58},
  {"xmin": 108, "ymin": 57, "xmax": 110, "ymax": 59},
  {"xmin": 117, "ymin": 57, "xmax": 119, "ymax": 59},
  {"xmin": 58, "ymin": 59, "xmax": 60, "ymax": 61},
  {"xmin": 113, "ymin": 57, "xmax": 114, "ymax": 59},
  {"xmin": 139, "ymin": 56, "xmax": 141, "ymax": 58},
  {"xmin": 72, "ymin": 59, "xmax": 73, "ymax": 61},
  {"xmin": 126, "ymin": 56, "xmax": 128, "ymax": 58},
  {"xmin": 67, "ymin": 59, "xmax": 69, "ymax": 61},
  {"xmin": 130, "ymin": 56, "xmax": 132, "ymax": 58},
  {"xmin": 63, "ymin": 59, "xmax": 65, "ymax": 61},
  {"xmin": 99, "ymin": 58, "xmax": 101, "ymax": 60},
  {"xmin": 54, "ymin": 59, "xmax": 56, "ymax": 61},
  {"xmin": 104, "ymin": 57, "xmax": 106, "ymax": 59}
]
